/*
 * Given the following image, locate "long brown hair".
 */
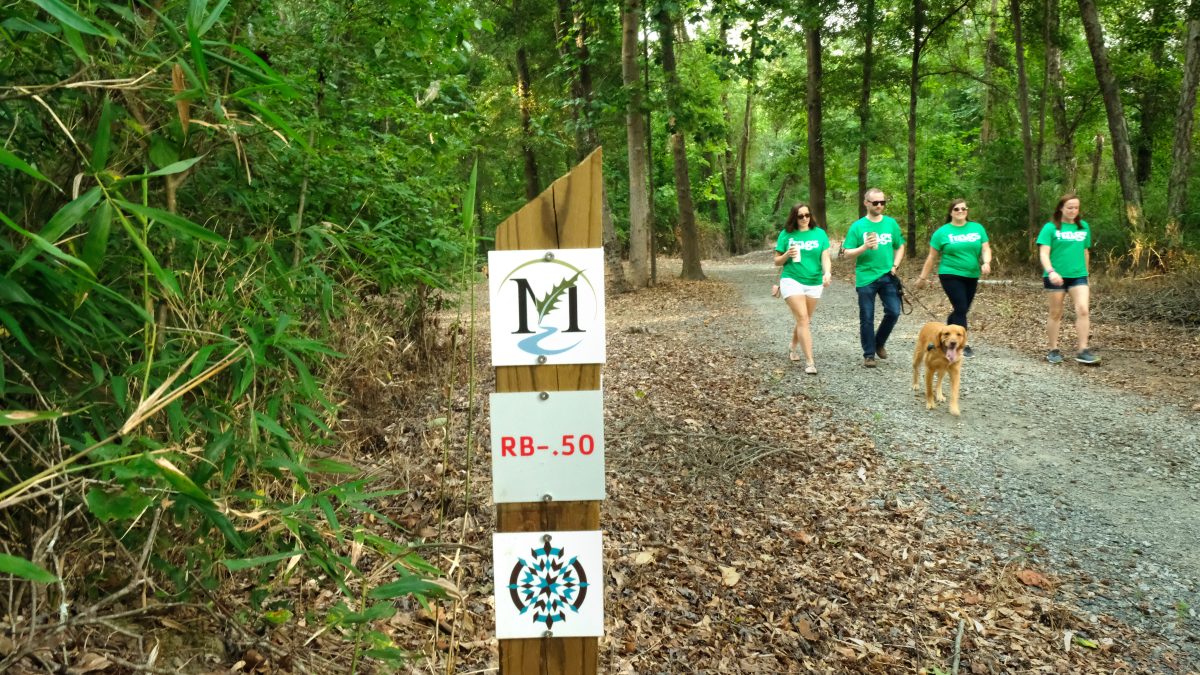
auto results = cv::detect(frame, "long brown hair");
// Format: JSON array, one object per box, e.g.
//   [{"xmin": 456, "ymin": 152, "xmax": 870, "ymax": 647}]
[
  {"xmin": 1052, "ymin": 194, "xmax": 1081, "ymax": 230},
  {"xmin": 944, "ymin": 198, "xmax": 967, "ymax": 226},
  {"xmin": 784, "ymin": 202, "xmax": 821, "ymax": 232}
]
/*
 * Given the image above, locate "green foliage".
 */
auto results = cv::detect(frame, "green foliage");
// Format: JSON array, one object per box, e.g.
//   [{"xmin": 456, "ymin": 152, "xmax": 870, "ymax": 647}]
[{"xmin": 2, "ymin": 0, "xmax": 482, "ymax": 668}]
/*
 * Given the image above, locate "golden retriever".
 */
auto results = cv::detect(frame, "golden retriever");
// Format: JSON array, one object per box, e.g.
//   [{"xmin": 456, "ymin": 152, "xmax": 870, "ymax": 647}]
[{"xmin": 911, "ymin": 322, "xmax": 967, "ymax": 416}]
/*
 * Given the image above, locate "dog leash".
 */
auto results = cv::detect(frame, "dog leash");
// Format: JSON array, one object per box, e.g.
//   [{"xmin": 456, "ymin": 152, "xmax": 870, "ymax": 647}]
[{"xmin": 892, "ymin": 274, "xmax": 940, "ymax": 319}]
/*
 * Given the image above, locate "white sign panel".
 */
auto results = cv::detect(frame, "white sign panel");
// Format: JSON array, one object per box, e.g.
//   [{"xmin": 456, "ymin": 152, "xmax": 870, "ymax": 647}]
[
  {"xmin": 488, "ymin": 248, "xmax": 606, "ymax": 366},
  {"xmin": 493, "ymin": 530, "xmax": 604, "ymax": 639},
  {"xmin": 490, "ymin": 390, "xmax": 605, "ymax": 504}
]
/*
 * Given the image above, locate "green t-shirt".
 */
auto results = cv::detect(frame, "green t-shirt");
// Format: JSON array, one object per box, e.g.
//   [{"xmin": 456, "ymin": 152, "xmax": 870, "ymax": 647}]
[
  {"xmin": 929, "ymin": 221, "xmax": 989, "ymax": 278},
  {"xmin": 845, "ymin": 216, "xmax": 905, "ymax": 287},
  {"xmin": 775, "ymin": 228, "xmax": 830, "ymax": 285},
  {"xmin": 1035, "ymin": 220, "xmax": 1091, "ymax": 278}
]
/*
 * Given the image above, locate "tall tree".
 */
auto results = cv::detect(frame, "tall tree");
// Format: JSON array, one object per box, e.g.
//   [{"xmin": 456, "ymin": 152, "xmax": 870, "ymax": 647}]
[
  {"xmin": 1010, "ymin": 0, "xmax": 1039, "ymax": 236},
  {"xmin": 1167, "ymin": 1, "xmax": 1200, "ymax": 244},
  {"xmin": 623, "ymin": 0, "xmax": 650, "ymax": 288},
  {"xmin": 657, "ymin": 3, "xmax": 705, "ymax": 279},
  {"xmin": 857, "ymin": 0, "xmax": 876, "ymax": 216},
  {"xmin": 736, "ymin": 27, "xmax": 758, "ymax": 252},
  {"xmin": 906, "ymin": 0, "xmax": 924, "ymax": 255},
  {"xmin": 804, "ymin": 3, "xmax": 827, "ymax": 228},
  {"xmin": 979, "ymin": 0, "xmax": 1000, "ymax": 145},
  {"xmin": 719, "ymin": 15, "xmax": 741, "ymax": 252},
  {"xmin": 1045, "ymin": 0, "xmax": 1075, "ymax": 188},
  {"xmin": 1134, "ymin": 1, "xmax": 1170, "ymax": 186},
  {"xmin": 1077, "ymin": 0, "xmax": 1143, "ymax": 231},
  {"xmin": 514, "ymin": 1, "xmax": 540, "ymax": 200},
  {"xmin": 557, "ymin": 2, "xmax": 628, "ymax": 288}
]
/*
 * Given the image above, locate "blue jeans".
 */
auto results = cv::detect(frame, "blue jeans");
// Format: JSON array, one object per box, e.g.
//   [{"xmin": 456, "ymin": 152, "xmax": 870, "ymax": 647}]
[{"xmin": 856, "ymin": 274, "xmax": 901, "ymax": 358}]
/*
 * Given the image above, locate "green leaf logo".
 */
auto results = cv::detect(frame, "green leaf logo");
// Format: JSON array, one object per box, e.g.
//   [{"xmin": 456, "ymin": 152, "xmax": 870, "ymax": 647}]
[{"xmin": 534, "ymin": 271, "xmax": 583, "ymax": 324}]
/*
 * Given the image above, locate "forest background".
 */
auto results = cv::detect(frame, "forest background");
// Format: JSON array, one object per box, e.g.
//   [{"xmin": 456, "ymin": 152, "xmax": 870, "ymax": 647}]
[{"xmin": 1, "ymin": 0, "xmax": 1198, "ymax": 670}]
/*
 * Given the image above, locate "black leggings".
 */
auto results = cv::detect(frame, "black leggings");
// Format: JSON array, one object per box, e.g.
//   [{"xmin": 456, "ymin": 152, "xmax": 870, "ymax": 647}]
[{"xmin": 939, "ymin": 274, "xmax": 978, "ymax": 330}]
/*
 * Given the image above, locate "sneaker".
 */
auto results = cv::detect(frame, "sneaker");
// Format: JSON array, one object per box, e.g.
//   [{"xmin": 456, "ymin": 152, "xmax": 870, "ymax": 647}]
[
  {"xmin": 963, "ymin": 345, "xmax": 975, "ymax": 359},
  {"xmin": 1046, "ymin": 349, "xmax": 1064, "ymax": 364},
  {"xmin": 875, "ymin": 346, "xmax": 888, "ymax": 360},
  {"xmin": 1075, "ymin": 348, "xmax": 1101, "ymax": 365},
  {"xmin": 863, "ymin": 357, "xmax": 877, "ymax": 368}
]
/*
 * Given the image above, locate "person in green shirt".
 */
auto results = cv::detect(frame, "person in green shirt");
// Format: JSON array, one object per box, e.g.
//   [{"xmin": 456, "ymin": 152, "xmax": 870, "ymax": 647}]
[
  {"xmin": 774, "ymin": 202, "xmax": 832, "ymax": 374},
  {"xmin": 916, "ymin": 198, "xmax": 992, "ymax": 358},
  {"xmin": 1036, "ymin": 194, "xmax": 1099, "ymax": 365},
  {"xmin": 842, "ymin": 188, "xmax": 905, "ymax": 368}
]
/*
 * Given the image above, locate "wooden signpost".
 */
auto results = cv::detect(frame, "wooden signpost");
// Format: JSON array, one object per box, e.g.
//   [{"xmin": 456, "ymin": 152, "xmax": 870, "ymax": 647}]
[{"xmin": 490, "ymin": 148, "xmax": 605, "ymax": 673}]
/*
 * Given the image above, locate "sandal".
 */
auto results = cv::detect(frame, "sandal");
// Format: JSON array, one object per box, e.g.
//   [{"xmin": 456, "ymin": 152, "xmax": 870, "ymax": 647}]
[
  {"xmin": 789, "ymin": 350, "xmax": 800, "ymax": 362},
  {"xmin": 804, "ymin": 363, "xmax": 817, "ymax": 375}
]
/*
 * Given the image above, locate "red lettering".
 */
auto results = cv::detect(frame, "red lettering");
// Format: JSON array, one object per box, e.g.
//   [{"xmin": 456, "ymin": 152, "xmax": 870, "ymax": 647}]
[
  {"xmin": 579, "ymin": 434, "xmax": 595, "ymax": 455},
  {"xmin": 501, "ymin": 436, "xmax": 516, "ymax": 457},
  {"xmin": 519, "ymin": 436, "xmax": 535, "ymax": 456},
  {"xmin": 561, "ymin": 434, "xmax": 575, "ymax": 456}
]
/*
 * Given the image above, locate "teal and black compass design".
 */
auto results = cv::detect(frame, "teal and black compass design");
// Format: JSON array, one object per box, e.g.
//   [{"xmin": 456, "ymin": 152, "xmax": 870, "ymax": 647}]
[{"xmin": 507, "ymin": 540, "xmax": 590, "ymax": 629}]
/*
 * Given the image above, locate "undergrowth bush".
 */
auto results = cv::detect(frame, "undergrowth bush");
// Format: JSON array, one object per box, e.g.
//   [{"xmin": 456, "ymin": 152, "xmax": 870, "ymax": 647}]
[{"xmin": 1, "ymin": 1, "xmax": 484, "ymax": 670}]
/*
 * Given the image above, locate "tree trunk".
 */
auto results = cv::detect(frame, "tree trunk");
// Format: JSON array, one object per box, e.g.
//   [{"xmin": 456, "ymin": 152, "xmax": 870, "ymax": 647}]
[
  {"xmin": 980, "ymin": 0, "xmax": 1000, "ymax": 145},
  {"xmin": 657, "ymin": 6, "xmax": 704, "ymax": 280},
  {"xmin": 644, "ymin": 6, "xmax": 657, "ymax": 285},
  {"xmin": 805, "ymin": 8, "xmax": 827, "ymax": 228},
  {"xmin": 1035, "ymin": 0, "xmax": 1050, "ymax": 183},
  {"xmin": 906, "ymin": 0, "xmax": 924, "ymax": 256},
  {"xmin": 734, "ymin": 26, "xmax": 757, "ymax": 254},
  {"xmin": 699, "ymin": 151, "xmax": 722, "ymax": 226},
  {"xmin": 623, "ymin": 0, "xmax": 650, "ymax": 288},
  {"xmin": 1135, "ymin": 2, "xmax": 1167, "ymax": 186},
  {"xmin": 1045, "ymin": 0, "xmax": 1074, "ymax": 188},
  {"xmin": 1011, "ymin": 0, "xmax": 1039, "ymax": 237},
  {"xmin": 718, "ymin": 18, "xmax": 743, "ymax": 254},
  {"xmin": 772, "ymin": 173, "xmax": 798, "ymax": 217},
  {"xmin": 1077, "ymin": 0, "xmax": 1144, "ymax": 231},
  {"xmin": 516, "ymin": 45, "xmax": 540, "ymax": 200},
  {"xmin": 1090, "ymin": 134, "xmax": 1104, "ymax": 196},
  {"xmin": 1167, "ymin": 7, "xmax": 1200, "ymax": 245},
  {"xmin": 857, "ymin": 0, "xmax": 875, "ymax": 217}
]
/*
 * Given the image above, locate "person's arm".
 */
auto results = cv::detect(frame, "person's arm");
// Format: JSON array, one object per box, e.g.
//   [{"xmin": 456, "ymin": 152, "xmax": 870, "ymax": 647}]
[
  {"xmin": 918, "ymin": 248, "xmax": 939, "ymax": 286},
  {"xmin": 1084, "ymin": 247, "xmax": 1090, "ymax": 272},
  {"xmin": 891, "ymin": 241, "xmax": 905, "ymax": 274},
  {"xmin": 980, "ymin": 242, "xmax": 992, "ymax": 275},
  {"xmin": 774, "ymin": 247, "xmax": 790, "ymax": 267},
  {"xmin": 1039, "ymin": 244, "xmax": 1063, "ymax": 285},
  {"xmin": 821, "ymin": 248, "xmax": 832, "ymax": 286}
]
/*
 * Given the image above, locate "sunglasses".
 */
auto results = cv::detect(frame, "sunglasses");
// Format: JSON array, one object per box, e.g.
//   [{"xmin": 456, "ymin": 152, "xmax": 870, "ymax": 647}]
[
  {"xmin": 952, "ymin": 206, "xmax": 969, "ymax": 212},
  {"xmin": 869, "ymin": 200, "xmax": 887, "ymax": 206},
  {"xmin": 797, "ymin": 213, "xmax": 811, "ymax": 219}
]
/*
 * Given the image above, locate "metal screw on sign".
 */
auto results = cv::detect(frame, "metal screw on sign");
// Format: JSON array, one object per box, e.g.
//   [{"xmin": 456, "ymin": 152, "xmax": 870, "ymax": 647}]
[
  {"xmin": 537, "ymin": 355, "xmax": 548, "ymax": 364},
  {"xmin": 543, "ymin": 251, "xmax": 555, "ymax": 262},
  {"xmin": 542, "ymin": 534, "xmax": 552, "ymax": 544},
  {"xmin": 539, "ymin": 392, "xmax": 549, "ymax": 401},
  {"xmin": 543, "ymin": 630, "xmax": 553, "ymax": 639},
  {"xmin": 542, "ymin": 494, "xmax": 553, "ymax": 502}
]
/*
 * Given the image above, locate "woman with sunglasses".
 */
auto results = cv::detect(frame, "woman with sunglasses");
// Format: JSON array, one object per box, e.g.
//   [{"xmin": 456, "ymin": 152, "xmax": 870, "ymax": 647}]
[
  {"xmin": 1036, "ymin": 194, "xmax": 1099, "ymax": 365},
  {"xmin": 774, "ymin": 203, "xmax": 831, "ymax": 374},
  {"xmin": 916, "ymin": 198, "xmax": 992, "ymax": 358}
]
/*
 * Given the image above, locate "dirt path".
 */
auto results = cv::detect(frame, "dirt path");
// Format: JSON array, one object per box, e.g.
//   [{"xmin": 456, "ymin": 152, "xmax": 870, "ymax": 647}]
[{"xmin": 705, "ymin": 257, "xmax": 1199, "ymax": 656}]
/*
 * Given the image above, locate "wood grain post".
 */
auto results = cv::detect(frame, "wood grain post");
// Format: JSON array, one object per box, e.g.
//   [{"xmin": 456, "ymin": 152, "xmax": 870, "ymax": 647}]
[{"xmin": 495, "ymin": 148, "xmax": 603, "ymax": 674}]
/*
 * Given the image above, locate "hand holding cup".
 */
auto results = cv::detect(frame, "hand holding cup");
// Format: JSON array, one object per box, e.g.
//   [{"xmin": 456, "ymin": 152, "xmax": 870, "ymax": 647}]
[{"xmin": 865, "ymin": 232, "xmax": 879, "ymax": 250}]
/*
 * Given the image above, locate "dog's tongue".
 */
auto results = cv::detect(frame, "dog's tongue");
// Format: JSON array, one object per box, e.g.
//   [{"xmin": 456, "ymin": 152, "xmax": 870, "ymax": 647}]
[{"xmin": 946, "ymin": 347, "xmax": 959, "ymax": 363}]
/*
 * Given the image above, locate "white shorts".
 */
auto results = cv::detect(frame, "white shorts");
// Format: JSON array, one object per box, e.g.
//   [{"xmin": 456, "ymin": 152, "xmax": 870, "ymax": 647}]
[{"xmin": 780, "ymin": 278, "xmax": 824, "ymax": 299}]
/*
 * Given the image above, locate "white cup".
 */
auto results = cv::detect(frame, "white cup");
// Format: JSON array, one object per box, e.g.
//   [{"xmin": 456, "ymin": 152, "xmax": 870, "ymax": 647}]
[{"xmin": 790, "ymin": 241, "xmax": 802, "ymax": 263}]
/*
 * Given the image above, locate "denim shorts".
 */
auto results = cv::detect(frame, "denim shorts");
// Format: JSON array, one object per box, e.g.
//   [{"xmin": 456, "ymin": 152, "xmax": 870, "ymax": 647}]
[{"xmin": 1043, "ymin": 275, "xmax": 1088, "ymax": 290}]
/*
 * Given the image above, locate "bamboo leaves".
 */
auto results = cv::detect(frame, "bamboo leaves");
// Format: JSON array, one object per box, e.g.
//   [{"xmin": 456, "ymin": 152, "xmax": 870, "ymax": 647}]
[
  {"xmin": 0, "ymin": 146, "xmax": 58, "ymax": 189},
  {"xmin": 28, "ymin": 0, "xmax": 106, "ymax": 37}
]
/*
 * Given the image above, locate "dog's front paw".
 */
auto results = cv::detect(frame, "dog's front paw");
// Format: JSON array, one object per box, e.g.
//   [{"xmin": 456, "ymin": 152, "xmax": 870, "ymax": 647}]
[
  {"xmin": 926, "ymin": 400, "xmax": 937, "ymax": 410},
  {"xmin": 949, "ymin": 406, "xmax": 961, "ymax": 416},
  {"xmin": 935, "ymin": 392, "xmax": 947, "ymax": 403}
]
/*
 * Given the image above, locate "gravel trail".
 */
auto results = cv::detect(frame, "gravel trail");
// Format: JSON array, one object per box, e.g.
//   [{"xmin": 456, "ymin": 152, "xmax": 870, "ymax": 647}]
[{"xmin": 705, "ymin": 258, "xmax": 1200, "ymax": 662}]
